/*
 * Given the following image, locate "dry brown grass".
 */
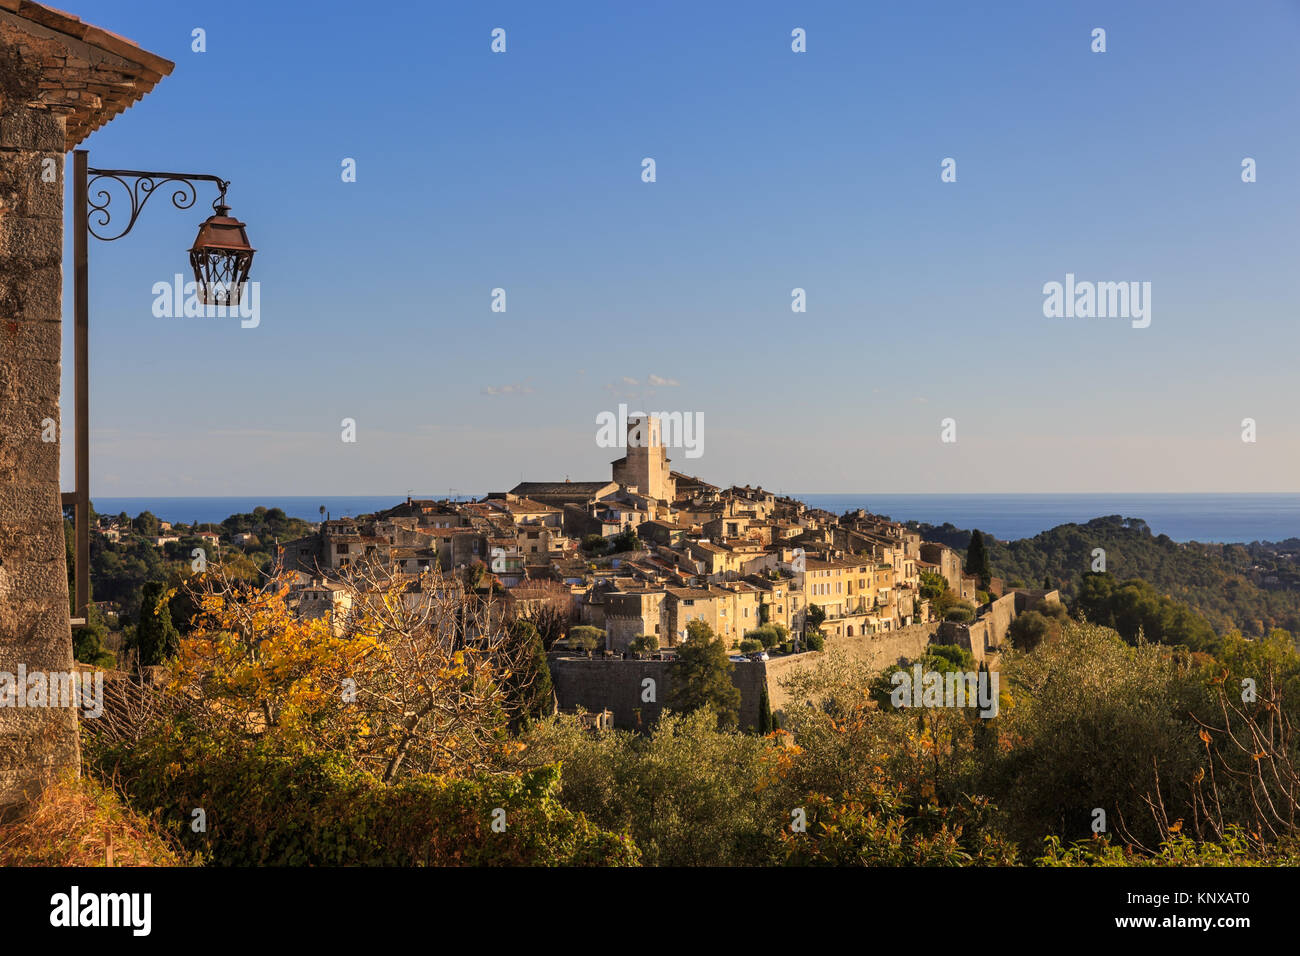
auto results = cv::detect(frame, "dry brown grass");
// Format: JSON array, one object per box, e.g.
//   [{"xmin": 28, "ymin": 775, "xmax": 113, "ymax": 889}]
[{"xmin": 0, "ymin": 774, "xmax": 190, "ymax": 867}]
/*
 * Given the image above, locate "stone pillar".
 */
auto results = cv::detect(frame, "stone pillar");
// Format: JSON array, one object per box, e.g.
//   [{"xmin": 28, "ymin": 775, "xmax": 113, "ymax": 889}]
[{"xmin": 0, "ymin": 47, "xmax": 78, "ymax": 809}]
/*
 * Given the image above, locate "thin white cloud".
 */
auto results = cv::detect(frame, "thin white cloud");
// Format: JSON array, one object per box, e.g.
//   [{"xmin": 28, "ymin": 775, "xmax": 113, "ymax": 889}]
[{"xmin": 482, "ymin": 383, "xmax": 534, "ymax": 396}]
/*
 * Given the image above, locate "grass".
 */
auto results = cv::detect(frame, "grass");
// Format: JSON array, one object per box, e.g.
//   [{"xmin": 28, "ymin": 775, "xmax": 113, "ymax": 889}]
[{"xmin": 0, "ymin": 774, "xmax": 190, "ymax": 867}]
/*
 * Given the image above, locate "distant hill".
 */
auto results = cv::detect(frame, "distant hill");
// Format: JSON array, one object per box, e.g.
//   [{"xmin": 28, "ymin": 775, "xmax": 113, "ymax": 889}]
[{"xmin": 911, "ymin": 515, "xmax": 1300, "ymax": 638}]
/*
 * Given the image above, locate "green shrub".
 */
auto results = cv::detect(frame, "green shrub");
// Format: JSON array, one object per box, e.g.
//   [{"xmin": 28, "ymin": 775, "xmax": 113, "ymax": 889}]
[
  {"xmin": 567, "ymin": 626, "xmax": 605, "ymax": 653},
  {"xmin": 629, "ymin": 634, "xmax": 659, "ymax": 656},
  {"xmin": 89, "ymin": 725, "xmax": 639, "ymax": 867},
  {"xmin": 523, "ymin": 710, "xmax": 784, "ymax": 866},
  {"xmin": 744, "ymin": 625, "xmax": 785, "ymax": 650}
]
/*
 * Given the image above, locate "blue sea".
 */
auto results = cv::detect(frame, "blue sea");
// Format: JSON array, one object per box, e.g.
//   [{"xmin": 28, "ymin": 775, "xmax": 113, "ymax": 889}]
[{"xmin": 88, "ymin": 493, "xmax": 1300, "ymax": 544}]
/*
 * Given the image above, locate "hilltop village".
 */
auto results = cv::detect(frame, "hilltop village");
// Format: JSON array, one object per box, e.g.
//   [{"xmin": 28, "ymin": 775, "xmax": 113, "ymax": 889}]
[{"xmin": 274, "ymin": 416, "xmax": 1004, "ymax": 658}]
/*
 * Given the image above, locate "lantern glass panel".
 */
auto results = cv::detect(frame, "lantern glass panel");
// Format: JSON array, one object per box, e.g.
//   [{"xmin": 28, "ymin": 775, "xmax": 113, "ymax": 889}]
[{"xmin": 189, "ymin": 205, "xmax": 255, "ymax": 306}]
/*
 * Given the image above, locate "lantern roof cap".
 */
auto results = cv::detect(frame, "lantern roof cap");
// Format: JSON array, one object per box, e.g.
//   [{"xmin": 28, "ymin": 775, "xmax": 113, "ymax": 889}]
[{"xmin": 0, "ymin": 0, "xmax": 175, "ymax": 149}]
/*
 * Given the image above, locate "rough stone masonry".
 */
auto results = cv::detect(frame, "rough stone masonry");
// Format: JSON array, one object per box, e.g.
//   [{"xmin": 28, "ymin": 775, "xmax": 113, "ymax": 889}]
[
  {"xmin": 0, "ymin": 0, "xmax": 172, "ymax": 811},
  {"xmin": 0, "ymin": 30, "xmax": 78, "ymax": 809}
]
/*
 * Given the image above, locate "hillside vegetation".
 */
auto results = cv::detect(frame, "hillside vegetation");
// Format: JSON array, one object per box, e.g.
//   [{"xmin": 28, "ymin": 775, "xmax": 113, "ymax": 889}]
[{"xmin": 914, "ymin": 515, "xmax": 1300, "ymax": 639}]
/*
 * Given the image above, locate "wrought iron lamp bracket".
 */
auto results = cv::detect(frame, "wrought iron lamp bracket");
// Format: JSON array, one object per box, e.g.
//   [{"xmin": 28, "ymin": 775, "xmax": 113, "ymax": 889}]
[{"xmin": 85, "ymin": 167, "xmax": 230, "ymax": 242}]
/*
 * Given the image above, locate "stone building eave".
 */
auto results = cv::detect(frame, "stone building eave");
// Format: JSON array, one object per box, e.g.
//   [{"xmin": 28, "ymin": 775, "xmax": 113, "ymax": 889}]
[{"xmin": 0, "ymin": 0, "xmax": 174, "ymax": 150}]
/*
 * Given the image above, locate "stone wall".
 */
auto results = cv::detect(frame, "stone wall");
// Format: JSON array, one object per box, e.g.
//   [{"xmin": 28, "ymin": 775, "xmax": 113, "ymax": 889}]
[
  {"xmin": 550, "ymin": 656, "xmax": 768, "ymax": 730},
  {"xmin": 764, "ymin": 622, "xmax": 938, "ymax": 716},
  {"xmin": 551, "ymin": 595, "xmax": 1058, "ymax": 733},
  {"xmin": 935, "ymin": 591, "xmax": 1018, "ymax": 662},
  {"xmin": 0, "ymin": 49, "xmax": 77, "ymax": 809}
]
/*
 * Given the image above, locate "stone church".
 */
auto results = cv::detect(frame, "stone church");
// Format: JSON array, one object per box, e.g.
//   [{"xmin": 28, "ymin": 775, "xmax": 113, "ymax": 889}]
[{"xmin": 610, "ymin": 415, "xmax": 676, "ymax": 503}]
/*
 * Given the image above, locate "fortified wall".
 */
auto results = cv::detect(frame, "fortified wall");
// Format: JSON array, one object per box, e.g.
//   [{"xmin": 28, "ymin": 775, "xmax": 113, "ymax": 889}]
[
  {"xmin": 549, "ymin": 593, "xmax": 1062, "ymax": 733},
  {"xmin": 934, "ymin": 588, "xmax": 1061, "ymax": 663},
  {"xmin": 764, "ymin": 621, "xmax": 938, "ymax": 715},
  {"xmin": 549, "ymin": 656, "xmax": 768, "ymax": 730}
]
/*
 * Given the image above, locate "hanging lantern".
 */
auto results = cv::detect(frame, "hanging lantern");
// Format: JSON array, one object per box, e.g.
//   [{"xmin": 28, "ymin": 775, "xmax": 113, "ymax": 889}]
[{"xmin": 189, "ymin": 186, "xmax": 254, "ymax": 306}]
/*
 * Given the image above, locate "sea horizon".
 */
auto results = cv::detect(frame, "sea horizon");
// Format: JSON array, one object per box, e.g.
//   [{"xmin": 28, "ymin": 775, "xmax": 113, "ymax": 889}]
[{"xmin": 87, "ymin": 492, "xmax": 1300, "ymax": 544}]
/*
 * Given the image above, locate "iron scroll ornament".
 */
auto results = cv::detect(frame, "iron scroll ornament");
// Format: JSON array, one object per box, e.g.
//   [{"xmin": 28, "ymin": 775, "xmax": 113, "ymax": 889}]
[{"xmin": 85, "ymin": 168, "xmax": 230, "ymax": 242}]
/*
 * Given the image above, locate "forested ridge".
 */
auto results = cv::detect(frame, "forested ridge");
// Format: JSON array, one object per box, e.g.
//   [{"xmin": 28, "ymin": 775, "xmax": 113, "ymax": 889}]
[{"xmin": 911, "ymin": 515, "xmax": 1300, "ymax": 639}]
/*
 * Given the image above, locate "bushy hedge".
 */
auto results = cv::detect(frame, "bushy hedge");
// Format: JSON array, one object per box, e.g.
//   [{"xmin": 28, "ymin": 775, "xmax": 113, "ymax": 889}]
[
  {"xmin": 90, "ymin": 725, "xmax": 639, "ymax": 866},
  {"xmin": 744, "ymin": 624, "xmax": 787, "ymax": 649},
  {"xmin": 566, "ymin": 626, "xmax": 606, "ymax": 651}
]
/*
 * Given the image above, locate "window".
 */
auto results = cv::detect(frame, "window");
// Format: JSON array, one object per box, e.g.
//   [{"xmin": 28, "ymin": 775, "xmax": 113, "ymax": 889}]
[{"xmin": 336, "ymin": 544, "xmax": 349, "ymax": 555}]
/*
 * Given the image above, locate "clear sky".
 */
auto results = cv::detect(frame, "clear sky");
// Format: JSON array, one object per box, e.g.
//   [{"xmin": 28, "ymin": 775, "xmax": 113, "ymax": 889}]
[{"xmin": 62, "ymin": 0, "xmax": 1300, "ymax": 496}]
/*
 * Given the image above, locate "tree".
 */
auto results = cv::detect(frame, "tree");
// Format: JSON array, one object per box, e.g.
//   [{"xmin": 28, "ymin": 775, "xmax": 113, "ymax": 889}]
[
  {"xmin": 172, "ymin": 558, "xmax": 522, "ymax": 782},
  {"xmin": 522, "ymin": 601, "xmax": 572, "ymax": 651},
  {"xmin": 805, "ymin": 604, "xmax": 826, "ymax": 634},
  {"xmin": 630, "ymin": 634, "xmax": 659, "ymax": 657},
  {"xmin": 71, "ymin": 607, "xmax": 115, "ymax": 668},
  {"xmin": 133, "ymin": 581, "xmax": 180, "ymax": 668},
  {"xmin": 462, "ymin": 560, "xmax": 489, "ymax": 591},
  {"xmin": 918, "ymin": 570, "xmax": 947, "ymax": 601},
  {"xmin": 568, "ymin": 626, "xmax": 605, "ymax": 655},
  {"xmin": 965, "ymin": 530, "xmax": 991, "ymax": 588},
  {"xmin": 132, "ymin": 511, "xmax": 160, "ymax": 539},
  {"xmin": 1071, "ymin": 573, "xmax": 1217, "ymax": 652},
  {"xmin": 504, "ymin": 619, "xmax": 554, "ymax": 730},
  {"xmin": 670, "ymin": 620, "xmax": 741, "ymax": 729},
  {"xmin": 581, "ymin": 534, "xmax": 607, "ymax": 555},
  {"xmin": 610, "ymin": 529, "xmax": 640, "ymax": 553},
  {"xmin": 757, "ymin": 685, "xmax": 774, "ymax": 734},
  {"xmin": 1007, "ymin": 609, "xmax": 1057, "ymax": 651},
  {"xmin": 744, "ymin": 625, "xmax": 783, "ymax": 650}
]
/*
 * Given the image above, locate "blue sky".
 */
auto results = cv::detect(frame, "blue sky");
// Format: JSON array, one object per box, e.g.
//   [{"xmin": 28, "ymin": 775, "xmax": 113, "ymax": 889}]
[{"xmin": 63, "ymin": 0, "xmax": 1300, "ymax": 496}]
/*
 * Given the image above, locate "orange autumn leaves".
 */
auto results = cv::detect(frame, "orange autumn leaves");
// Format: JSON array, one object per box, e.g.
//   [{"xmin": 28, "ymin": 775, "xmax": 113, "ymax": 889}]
[{"xmin": 171, "ymin": 580, "xmax": 379, "ymax": 743}]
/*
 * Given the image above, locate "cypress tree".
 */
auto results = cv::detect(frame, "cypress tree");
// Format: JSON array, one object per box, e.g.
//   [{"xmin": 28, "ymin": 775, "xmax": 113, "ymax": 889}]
[
  {"xmin": 965, "ymin": 529, "xmax": 991, "ymax": 586},
  {"xmin": 505, "ymin": 619, "xmax": 554, "ymax": 729},
  {"xmin": 134, "ymin": 580, "xmax": 180, "ymax": 668}
]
